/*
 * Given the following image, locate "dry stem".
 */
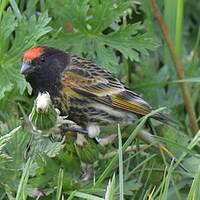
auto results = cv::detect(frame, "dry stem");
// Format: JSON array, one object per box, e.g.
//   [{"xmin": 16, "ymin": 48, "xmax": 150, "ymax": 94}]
[{"xmin": 149, "ymin": 0, "xmax": 198, "ymax": 134}]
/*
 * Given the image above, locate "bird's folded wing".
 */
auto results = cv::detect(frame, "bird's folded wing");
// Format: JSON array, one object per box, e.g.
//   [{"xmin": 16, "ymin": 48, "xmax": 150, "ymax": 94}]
[{"xmin": 62, "ymin": 65, "xmax": 152, "ymax": 116}]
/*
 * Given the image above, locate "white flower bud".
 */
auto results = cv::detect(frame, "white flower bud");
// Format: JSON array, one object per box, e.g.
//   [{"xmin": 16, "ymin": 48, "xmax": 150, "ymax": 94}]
[{"xmin": 36, "ymin": 92, "xmax": 52, "ymax": 113}]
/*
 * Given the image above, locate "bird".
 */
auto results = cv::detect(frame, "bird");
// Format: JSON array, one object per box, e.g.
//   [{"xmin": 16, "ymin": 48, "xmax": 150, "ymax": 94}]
[{"xmin": 20, "ymin": 46, "xmax": 172, "ymax": 138}]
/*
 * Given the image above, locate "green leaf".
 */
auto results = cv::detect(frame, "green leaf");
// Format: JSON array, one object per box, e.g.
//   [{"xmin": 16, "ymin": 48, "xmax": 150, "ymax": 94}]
[
  {"xmin": 187, "ymin": 166, "xmax": 200, "ymax": 200},
  {"xmin": 9, "ymin": 0, "xmax": 22, "ymax": 20},
  {"xmin": 16, "ymin": 158, "xmax": 33, "ymax": 200},
  {"xmin": 72, "ymin": 191, "xmax": 104, "ymax": 200},
  {"xmin": 105, "ymin": 174, "xmax": 116, "ymax": 200},
  {"xmin": 0, "ymin": 126, "xmax": 21, "ymax": 153},
  {"xmin": 56, "ymin": 168, "xmax": 64, "ymax": 200},
  {"xmin": 88, "ymin": 0, "xmax": 130, "ymax": 33},
  {"xmin": 99, "ymin": 24, "xmax": 157, "ymax": 61},
  {"xmin": 8, "ymin": 11, "xmax": 52, "ymax": 58},
  {"xmin": 0, "ymin": 9, "xmax": 17, "ymax": 60},
  {"xmin": 0, "ymin": 69, "xmax": 14, "ymax": 99},
  {"xmin": 0, "ymin": 10, "xmax": 52, "ymax": 100},
  {"xmin": 96, "ymin": 108, "xmax": 166, "ymax": 185},
  {"xmin": 47, "ymin": 0, "xmax": 157, "ymax": 72},
  {"xmin": 91, "ymin": 41, "xmax": 120, "ymax": 74}
]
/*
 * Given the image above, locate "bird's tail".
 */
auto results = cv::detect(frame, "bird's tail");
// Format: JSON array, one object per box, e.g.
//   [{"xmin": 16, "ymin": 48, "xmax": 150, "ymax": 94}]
[{"xmin": 152, "ymin": 112, "xmax": 179, "ymax": 128}]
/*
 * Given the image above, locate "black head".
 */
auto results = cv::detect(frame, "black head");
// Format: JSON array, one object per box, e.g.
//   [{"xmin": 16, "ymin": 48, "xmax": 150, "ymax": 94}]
[{"xmin": 21, "ymin": 46, "xmax": 70, "ymax": 96}]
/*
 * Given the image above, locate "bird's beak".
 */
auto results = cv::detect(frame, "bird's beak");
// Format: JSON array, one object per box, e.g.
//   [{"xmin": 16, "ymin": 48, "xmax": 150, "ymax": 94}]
[{"xmin": 20, "ymin": 62, "xmax": 30, "ymax": 74}]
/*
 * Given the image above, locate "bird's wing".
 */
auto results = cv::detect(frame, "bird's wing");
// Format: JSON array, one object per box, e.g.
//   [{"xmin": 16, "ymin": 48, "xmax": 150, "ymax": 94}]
[{"xmin": 61, "ymin": 56, "xmax": 152, "ymax": 115}]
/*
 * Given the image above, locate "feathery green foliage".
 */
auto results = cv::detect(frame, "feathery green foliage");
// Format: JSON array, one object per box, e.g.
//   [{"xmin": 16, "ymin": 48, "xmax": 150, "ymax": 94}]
[{"xmin": 0, "ymin": 0, "xmax": 199, "ymax": 199}]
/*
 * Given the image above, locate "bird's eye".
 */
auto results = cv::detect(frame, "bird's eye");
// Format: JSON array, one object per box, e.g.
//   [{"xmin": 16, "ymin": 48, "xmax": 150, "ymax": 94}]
[
  {"xmin": 31, "ymin": 60, "xmax": 36, "ymax": 65},
  {"xmin": 40, "ymin": 55, "xmax": 45, "ymax": 63}
]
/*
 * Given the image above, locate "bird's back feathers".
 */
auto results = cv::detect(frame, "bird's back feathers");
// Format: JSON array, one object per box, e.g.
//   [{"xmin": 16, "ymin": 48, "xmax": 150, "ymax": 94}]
[{"xmin": 61, "ymin": 55, "xmax": 167, "ymax": 124}]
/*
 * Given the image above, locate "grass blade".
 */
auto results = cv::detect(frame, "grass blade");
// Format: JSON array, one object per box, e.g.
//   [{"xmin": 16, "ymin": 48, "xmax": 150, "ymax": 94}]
[
  {"xmin": 96, "ymin": 108, "xmax": 165, "ymax": 185},
  {"xmin": 175, "ymin": 0, "xmax": 184, "ymax": 56},
  {"xmin": 56, "ymin": 168, "xmax": 64, "ymax": 200},
  {"xmin": 105, "ymin": 173, "xmax": 116, "ymax": 200},
  {"xmin": 118, "ymin": 125, "xmax": 124, "ymax": 200},
  {"xmin": 0, "ymin": 0, "xmax": 9, "ymax": 19},
  {"xmin": 72, "ymin": 192, "xmax": 104, "ymax": 200},
  {"xmin": 9, "ymin": 0, "xmax": 22, "ymax": 20},
  {"xmin": 187, "ymin": 166, "xmax": 200, "ymax": 200},
  {"xmin": 16, "ymin": 158, "xmax": 33, "ymax": 200}
]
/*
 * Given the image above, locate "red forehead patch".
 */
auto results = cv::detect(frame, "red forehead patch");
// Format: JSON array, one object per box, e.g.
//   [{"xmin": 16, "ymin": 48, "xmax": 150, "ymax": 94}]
[{"xmin": 23, "ymin": 47, "xmax": 44, "ymax": 62}]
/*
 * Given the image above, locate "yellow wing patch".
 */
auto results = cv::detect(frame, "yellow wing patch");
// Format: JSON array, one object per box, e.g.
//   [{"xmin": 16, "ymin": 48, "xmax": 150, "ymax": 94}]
[
  {"xmin": 62, "ymin": 70, "xmax": 121, "ymax": 96},
  {"xmin": 61, "ymin": 68, "xmax": 151, "ymax": 116},
  {"xmin": 112, "ymin": 95, "xmax": 151, "ymax": 115}
]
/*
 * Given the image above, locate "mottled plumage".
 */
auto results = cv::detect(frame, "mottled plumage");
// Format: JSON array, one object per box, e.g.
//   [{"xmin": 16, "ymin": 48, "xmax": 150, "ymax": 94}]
[{"xmin": 21, "ymin": 46, "xmax": 170, "ymax": 135}]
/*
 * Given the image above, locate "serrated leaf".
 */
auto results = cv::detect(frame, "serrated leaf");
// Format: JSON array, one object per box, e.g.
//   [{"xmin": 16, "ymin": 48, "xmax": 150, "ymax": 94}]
[
  {"xmin": 95, "ymin": 44, "xmax": 119, "ymax": 74},
  {"xmin": 8, "ymin": 11, "xmax": 52, "ymax": 59},
  {"xmin": 47, "ymin": 0, "xmax": 157, "ymax": 67},
  {"xmin": 0, "ymin": 9, "xmax": 17, "ymax": 60},
  {"xmin": 0, "ymin": 69, "xmax": 14, "ymax": 99},
  {"xmin": 0, "ymin": 10, "xmax": 52, "ymax": 100},
  {"xmin": 88, "ymin": 0, "xmax": 130, "ymax": 33},
  {"xmin": 99, "ymin": 24, "xmax": 157, "ymax": 61},
  {"xmin": 47, "ymin": 0, "xmax": 89, "ymax": 33}
]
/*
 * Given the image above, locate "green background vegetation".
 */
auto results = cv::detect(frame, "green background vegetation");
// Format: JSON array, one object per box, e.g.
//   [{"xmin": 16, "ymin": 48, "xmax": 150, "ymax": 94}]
[{"xmin": 0, "ymin": 0, "xmax": 200, "ymax": 199}]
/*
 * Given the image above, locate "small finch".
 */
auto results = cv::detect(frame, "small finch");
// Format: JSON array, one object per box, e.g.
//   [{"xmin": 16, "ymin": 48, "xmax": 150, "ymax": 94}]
[{"xmin": 20, "ymin": 46, "xmax": 172, "ymax": 137}]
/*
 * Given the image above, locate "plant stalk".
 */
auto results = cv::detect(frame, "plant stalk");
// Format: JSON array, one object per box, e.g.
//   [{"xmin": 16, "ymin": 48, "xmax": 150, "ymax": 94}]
[{"xmin": 149, "ymin": 0, "xmax": 199, "ymax": 134}]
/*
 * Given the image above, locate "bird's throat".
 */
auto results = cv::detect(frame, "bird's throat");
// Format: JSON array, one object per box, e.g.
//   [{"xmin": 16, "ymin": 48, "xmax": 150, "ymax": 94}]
[{"xmin": 25, "ymin": 71, "xmax": 62, "ymax": 97}]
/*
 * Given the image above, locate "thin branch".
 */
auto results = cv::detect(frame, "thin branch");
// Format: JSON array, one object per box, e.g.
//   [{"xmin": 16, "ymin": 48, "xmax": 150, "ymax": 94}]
[{"xmin": 149, "ymin": 0, "xmax": 199, "ymax": 134}]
